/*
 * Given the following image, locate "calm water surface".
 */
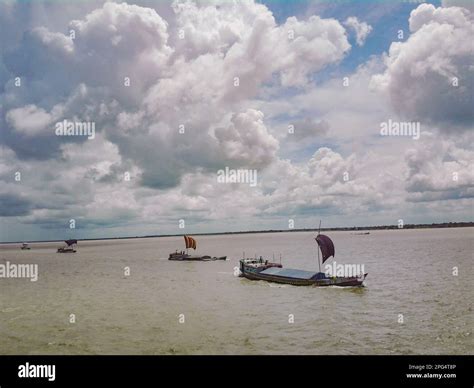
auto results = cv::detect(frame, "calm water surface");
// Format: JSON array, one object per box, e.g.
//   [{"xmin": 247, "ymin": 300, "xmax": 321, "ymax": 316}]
[{"xmin": 0, "ymin": 228, "xmax": 472, "ymax": 354}]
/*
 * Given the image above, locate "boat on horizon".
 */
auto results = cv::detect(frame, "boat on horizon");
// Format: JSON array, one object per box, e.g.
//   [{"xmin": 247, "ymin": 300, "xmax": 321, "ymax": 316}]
[
  {"xmin": 20, "ymin": 242, "xmax": 31, "ymax": 250},
  {"xmin": 168, "ymin": 236, "xmax": 226, "ymax": 261},
  {"xmin": 57, "ymin": 239, "xmax": 77, "ymax": 253},
  {"xmin": 239, "ymin": 226, "xmax": 367, "ymax": 287}
]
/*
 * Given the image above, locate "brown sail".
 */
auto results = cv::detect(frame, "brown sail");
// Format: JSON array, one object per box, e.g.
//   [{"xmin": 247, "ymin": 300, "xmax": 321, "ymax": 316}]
[
  {"xmin": 315, "ymin": 234, "xmax": 335, "ymax": 263},
  {"xmin": 184, "ymin": 235, "xmax": 197, "ymax": 250}
]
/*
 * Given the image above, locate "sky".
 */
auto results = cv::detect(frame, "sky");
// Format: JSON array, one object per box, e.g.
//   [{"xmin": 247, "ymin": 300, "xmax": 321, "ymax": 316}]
[{"xmin": 0, "ymin": 0, "xmax": 473, "ymax": 242}]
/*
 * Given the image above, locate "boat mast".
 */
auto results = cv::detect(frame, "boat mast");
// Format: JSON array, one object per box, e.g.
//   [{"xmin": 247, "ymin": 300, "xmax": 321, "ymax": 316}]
[{"xmin": 317, "ymin": 220, "xmax": 322, "ymax": 273}]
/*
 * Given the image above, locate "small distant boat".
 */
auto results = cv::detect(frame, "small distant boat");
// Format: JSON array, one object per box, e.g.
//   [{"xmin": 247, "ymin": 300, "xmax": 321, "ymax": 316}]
[
  {"xmin": 239, "ymin": 224, "xmax": 367, "ymax": 287},
  {"xmin": 20, "ymin": 243, "xmax": 31, "ymax": 250},
  {"xmin": 168, "ymin": 236, "xmax": 226, "ymax": 261},
  {"xmin": 57, "ymin": 239, "xmax": 77, "ymax": 253}
]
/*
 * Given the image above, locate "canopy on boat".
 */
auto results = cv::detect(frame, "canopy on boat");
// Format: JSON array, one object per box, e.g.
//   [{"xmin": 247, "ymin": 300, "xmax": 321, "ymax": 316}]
[
  {"xmin": 65, "ymin": 239, "xmax": 78, "ymax": 246},
  {"xmin": 315, "ymin": 234, "xmax": 335, "ymax": 263},
  {"xmin": 184, "ymin": 235, "xmax": 197, "ymax": 250}
]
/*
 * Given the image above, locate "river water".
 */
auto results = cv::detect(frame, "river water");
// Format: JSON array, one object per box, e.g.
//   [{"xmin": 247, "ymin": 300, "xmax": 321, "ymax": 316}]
[{"xmin": 0, "ymin": 228, "xmax": 472, "ymax": 354}]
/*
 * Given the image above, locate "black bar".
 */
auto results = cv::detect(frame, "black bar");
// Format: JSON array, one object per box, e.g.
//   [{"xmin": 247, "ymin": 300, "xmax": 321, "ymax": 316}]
[{"xmin": 0, "ymin": 355, "xmax": 471, "ymax": 386}]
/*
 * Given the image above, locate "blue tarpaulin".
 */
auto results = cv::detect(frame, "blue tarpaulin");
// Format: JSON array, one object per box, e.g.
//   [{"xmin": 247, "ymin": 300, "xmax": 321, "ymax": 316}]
[{"xmin": 260, "ymin": 267, "xmax": 317, "ymax": 280}]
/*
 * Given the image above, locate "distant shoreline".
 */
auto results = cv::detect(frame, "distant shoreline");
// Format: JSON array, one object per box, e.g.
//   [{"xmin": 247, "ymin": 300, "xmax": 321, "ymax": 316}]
[{"xmin": 1, "ymin": 222, "xmax": 472, "ymax": 245}]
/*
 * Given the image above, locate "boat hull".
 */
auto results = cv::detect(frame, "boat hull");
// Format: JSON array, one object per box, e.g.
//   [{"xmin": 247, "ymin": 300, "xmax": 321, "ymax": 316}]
[
  {"xmin": 239, "ymin": 260, "xmax": 366, "ymax": 287},
  {"xmin": 169, "ymin": 253, "xmax": 226, "ymax": 261},
  {"xmin": 241, "ymin": 270, "xmax": 365, "ymax": 286}
]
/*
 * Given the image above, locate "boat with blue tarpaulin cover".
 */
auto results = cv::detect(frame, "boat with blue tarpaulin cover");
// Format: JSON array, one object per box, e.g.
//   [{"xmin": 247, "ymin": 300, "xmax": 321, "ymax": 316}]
[{"xmin": 239, "ymin": 223, "xmax": 367, "ymax": 287}]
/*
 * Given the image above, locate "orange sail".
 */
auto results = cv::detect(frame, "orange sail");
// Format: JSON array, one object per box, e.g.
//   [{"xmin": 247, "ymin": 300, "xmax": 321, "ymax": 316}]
[{"xmin": 184, "ymin": 235, "xmax": 197, "ymax": 250}]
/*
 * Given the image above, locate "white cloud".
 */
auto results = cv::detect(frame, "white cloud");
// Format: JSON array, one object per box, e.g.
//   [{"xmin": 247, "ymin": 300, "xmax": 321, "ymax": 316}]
[
  {"xmin": 6, "ymin": 105, "xmax": 55, "ymax": 135},
  {"xmin": 171, "ymin": 2, "xmax": 351, "ymax": 87},
  {"xmin": 370, "ymin": 3, "xmax": 474, "ymax": 127},
  {"xmin": 409, "ymin": 2, "xmax": 470, "ymax": 32},
  {"xmin": 404, "ymin": 132, "xmax": 474, "ymax": 201},
  {"xmin": 214, "ymin": 109, "xmax": 279, "ymax": 168},
  {"xmin": 276, "ymin": 15, "xmax": 351, "ymax": 86},
  {"xmin": 344, "ymin": 16, "xmax": 373, "ymax": 46},
  {"xmin": 31, "ymin": 26, "xmax": 75, "ymax": 55}
]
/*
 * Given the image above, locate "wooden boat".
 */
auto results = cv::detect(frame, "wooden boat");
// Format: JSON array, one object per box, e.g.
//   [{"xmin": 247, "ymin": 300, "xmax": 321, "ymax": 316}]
[
  {"xmin": 168, "ymin": 236, "xmax": 226, "ymax": 261},
  {"xmin": 57, "ymin": 239, "xmax": 77, "ymax": 253},
  {"xmin": 169, "ymin": 252, "xmax": 226, "ymax": 261},
  {"xmin": 20, "ymin": 243, "xmax": 31, "ymax": 250},
  {"xmin": 239, "ymin": 228, "xmax": 367, "ymax": 287},
  {"xmin": 57, "ymin": 247, "xmax": 76, "ymax": 253}
]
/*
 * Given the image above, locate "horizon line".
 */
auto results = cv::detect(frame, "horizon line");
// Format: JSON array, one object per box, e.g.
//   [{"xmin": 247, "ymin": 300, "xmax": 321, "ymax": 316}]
[{"xmin": 1, "ymin": 221, "xmax": 473, "ymax": 245}]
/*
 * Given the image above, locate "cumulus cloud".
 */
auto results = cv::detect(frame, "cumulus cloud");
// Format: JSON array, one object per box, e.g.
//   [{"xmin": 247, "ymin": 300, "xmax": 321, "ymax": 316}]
[
  {"xmin": 275, "ymin": 15, "xmax": 351, "ymax": 86},
  {"xmin": 404, "ymin": 132, "xmax": 474, "ymax": 202},
  {"xmin": 371, "ymin": 3, "xmax": 474, "ymax": 128},
  {"xmin": 68, "ymin": 2, "xmax": 172, "ymax": 96},
  {"xmin": 442, "ymin": 0, "xmax": 474, "ymax": 12},
  {"xmin": 308, "ymin": 147, "xmax": 354, "ymax": 188},
  {"xmin": 344, "ymin": 16, "xmax": 372, "ymax": 46},
  {"xmin": 258, "ymin": 147, "xmax": 385, "ymax": 217},
  {"xmin": 171, "ymin": 2, "xmax": 350, "ymax": 87},
  {"xmin": 0, "ymin": 0, "xmax": 471, "ymax": 240},
  {"xmin": 1, "ymin": 1, "xmax": 352, "ymax": 186},
  {"xmin": 6, "ymin": 104, "xmax": 55, "ymax": 135},
  {"xmin": 214, "ymin": 109, "xmax": 278, "ymax": 168}
]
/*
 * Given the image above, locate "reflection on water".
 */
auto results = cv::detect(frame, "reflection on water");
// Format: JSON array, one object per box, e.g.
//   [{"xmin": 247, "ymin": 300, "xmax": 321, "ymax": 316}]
[{"xmin": 0, "ymin": 228, "xmax": 472, "ymax": 354}]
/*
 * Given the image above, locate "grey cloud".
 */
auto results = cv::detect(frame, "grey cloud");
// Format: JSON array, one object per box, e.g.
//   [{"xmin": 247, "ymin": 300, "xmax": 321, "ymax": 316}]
[
  {"xmin": 286, "ymin": 118, "xmax": 330, "ymax": 140},
  {"xmin": 407, "ymin": 189, "xmax": 474, "ymax": 202},
  {"xmin": 404, "ymin": 133, "xmax": 474, "ymax": 201},
  {"xmin": 0, "ymin": 193, "xmax": 34, "ymax": 216}
]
